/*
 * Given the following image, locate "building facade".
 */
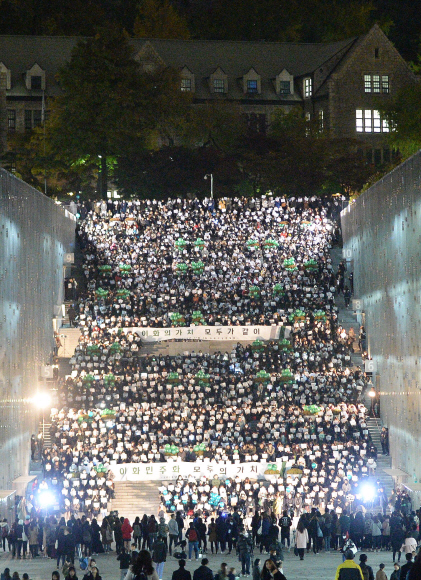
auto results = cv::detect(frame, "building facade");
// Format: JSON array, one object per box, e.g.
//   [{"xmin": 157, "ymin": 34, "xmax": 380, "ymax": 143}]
[{"xmin": 0, "ymin": 25, "xmax": 417, "ymax": 162}]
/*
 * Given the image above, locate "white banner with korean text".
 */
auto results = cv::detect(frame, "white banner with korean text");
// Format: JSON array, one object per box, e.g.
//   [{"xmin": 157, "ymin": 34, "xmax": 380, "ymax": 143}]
[
  {"xmin": 109, "ymin": 461, "xmax": 287, "ymax": 482},
  {"xmin": 120, "ymin": 325, "xmax": 282, "ymax": 343}
]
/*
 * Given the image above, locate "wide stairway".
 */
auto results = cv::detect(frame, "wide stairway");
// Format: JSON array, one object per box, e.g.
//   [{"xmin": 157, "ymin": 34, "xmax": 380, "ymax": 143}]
[{"xmin": 110, "ymin": 481, "xmax": 162, "ymax": 522}]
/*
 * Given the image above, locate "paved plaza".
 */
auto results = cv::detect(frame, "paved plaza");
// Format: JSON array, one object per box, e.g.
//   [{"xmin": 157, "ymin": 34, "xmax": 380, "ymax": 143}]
[{"xmin": 0, "ymin": 548, "xmax": 398, "ymax": 580}]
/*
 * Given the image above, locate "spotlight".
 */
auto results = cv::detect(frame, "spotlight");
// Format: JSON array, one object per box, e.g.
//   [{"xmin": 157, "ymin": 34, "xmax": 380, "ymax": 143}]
[
  {"xmin": 38, "ymin": 491, "xmax": 55, "ymax": 508},
  {"xmin": 360, "ymin": 483, "xmax": 376, "ymax": 502}
]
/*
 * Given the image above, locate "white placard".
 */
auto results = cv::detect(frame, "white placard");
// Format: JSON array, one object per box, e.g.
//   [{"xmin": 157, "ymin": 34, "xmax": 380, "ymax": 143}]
[{"xmin": 120, "ymin": 325, "xmax": 282, "ymax": 342}]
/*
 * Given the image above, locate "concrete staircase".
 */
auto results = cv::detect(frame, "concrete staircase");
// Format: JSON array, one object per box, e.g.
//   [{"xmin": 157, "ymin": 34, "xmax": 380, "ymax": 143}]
[
  {"xmin": 110, "ymin": 480, "xmax": 162, "ymax": 522},
  {"xmin": 365, "ymin": 416, "xmax": 394, "ymax": 497}
]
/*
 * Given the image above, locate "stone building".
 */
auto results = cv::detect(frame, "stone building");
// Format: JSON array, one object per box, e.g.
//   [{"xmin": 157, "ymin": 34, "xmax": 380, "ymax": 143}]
[{"xmin": 0, "ymin": 25, "xmax": 417, "ymax": 163}]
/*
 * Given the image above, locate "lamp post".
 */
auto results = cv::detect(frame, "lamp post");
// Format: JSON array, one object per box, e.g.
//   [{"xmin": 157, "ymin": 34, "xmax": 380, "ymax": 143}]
[{"xmin": 204, "ymin": 173, "xmax": 213, "ymax": 199}]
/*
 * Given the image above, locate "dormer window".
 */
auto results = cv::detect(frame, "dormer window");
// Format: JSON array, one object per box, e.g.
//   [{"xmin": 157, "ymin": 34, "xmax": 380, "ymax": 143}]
[
  {"xmin": 181, "ymin": 78, "xmax": 192, "ymax": 92},
  {"xmin": 31, "ymin": 75, "xmax": 42, "ymax": 90},
  {"xmin": 213, "ymin": 79, "xmax": 225, "ymax": 93},
  {"xmin": 243, "ymin": 68, "xmax": 261, "ymax": 95},
  {"xmin": 275, "ymin": 69, "xmax": 293, "ymax": 96},
  {"xmin": 247, "ymin": 80, "xmax": 258, "ymax": 94},
  {"xmin": 210, "ymin": 67, "xmax": 228, "ymax": 94},
  {"xmin": 26, "ymin": 63, "xmax": 46, "ymax": 91},
  {"xmin": 180, "ymin": 66, "xmax": 195, "ymax": 93},
  {"xmin": 0, "ymin": 62, "xmax": 11, "ymax": 90},
  {"xmin": 304, "ymin": 77, "xmax": 312, "ymax": 98}
]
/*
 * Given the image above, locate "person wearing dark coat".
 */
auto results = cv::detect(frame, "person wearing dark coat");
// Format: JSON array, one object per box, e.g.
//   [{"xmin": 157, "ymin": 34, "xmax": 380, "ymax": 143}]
[
  {"xmin": 90, "ymin": 520, "xmax": 103, "ymax": 555},
  {"xmin": 56, "ymin": 528, "xmax": 66, "ymax": 568},
  {"xmin": 64, "ymin": 528, "xmax": 75, "ymax": 564},
  {"xmin": 172, "ymin": 559, "xmax": 191, "ymax": 580},
  {"xmin": 192, "ymin": 559, "xmax": 214, "ymax": 580},
  {"xmin": 391, "ymin": 526, "xmax": 405, "ymax": 563}
]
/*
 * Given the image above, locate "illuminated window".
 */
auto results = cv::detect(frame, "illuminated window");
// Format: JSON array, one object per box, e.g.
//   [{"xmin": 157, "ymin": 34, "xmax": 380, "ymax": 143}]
[
  {"xmin": 304, "ymin": 77, "xmax": 312, "ymax": 98},
  {"xmin": 213, "ymin": 79, "xmax": 225, "ymax": 93},
  {"xmin": 181, "ymin": 78, "xmax": 191, "ymax": 92},
  {"xmin": 364, "ymin": 75, "xmax": 371, "ymax": 93},
  {"xmin": 364, "ymin": 74, "xmax": 389, "ymax": 94},
  {"xmin": 356, "ymin": 109, "xmax": 389, "ymax": 133},
  {"xmin": 247, "ymin": 79, "xmax": 258, "ymax": 94}
]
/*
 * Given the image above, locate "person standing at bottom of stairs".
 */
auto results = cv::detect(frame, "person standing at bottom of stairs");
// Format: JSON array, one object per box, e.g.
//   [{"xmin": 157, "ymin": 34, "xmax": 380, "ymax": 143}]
[{"xmin": 152, "ymin": 535, "xmax": 167, "ymax": 580}]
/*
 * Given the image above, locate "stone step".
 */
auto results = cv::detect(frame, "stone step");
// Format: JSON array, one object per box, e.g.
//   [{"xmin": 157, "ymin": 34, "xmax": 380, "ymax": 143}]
[{"xmin": 110, "ymin": 480, "xmax": 161, "ymax": 518}]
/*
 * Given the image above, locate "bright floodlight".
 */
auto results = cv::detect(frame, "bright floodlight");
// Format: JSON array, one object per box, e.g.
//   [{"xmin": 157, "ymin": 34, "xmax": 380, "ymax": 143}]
[
  {"xmin": 33, "ymin": 392, "xmax": 52, "ymax": 409},
  {"xmin": 368, "ymin": 387, "xmax": 376, "ymax": 398},
  {"xmin": 38, "ymin": 491, "xmax": 55, "ymax": 508},
  {"xmin": 360, "ymin": 483, "xmax": 376, "ymax": 502}
]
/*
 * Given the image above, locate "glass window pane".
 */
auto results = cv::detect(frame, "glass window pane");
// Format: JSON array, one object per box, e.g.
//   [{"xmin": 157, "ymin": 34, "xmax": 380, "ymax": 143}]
[
  {"xmin": 364, "ymin": 75, "xmax": 372, "ymax": 93},
  {"xmin": 181, "ymin": 78, "xmax": 191, "ymax": 91},
  {"xmin": 382, "ymin": 75, "xmax": 389, "ymax": 93},
  {"xmin": 365, "ymin": 110, "xmax": 372, "ymax": 132},
  {"xmin": 280, "ymin": 81, "xmax": 290, "ymax": 94},
  {"xmin": 356, "ymin": 110, "xmax": 363, "ymax": 132},
  {"xmin": 373, "ymin": 75, "xmax": 380, "ymax": 93},
  {"xmin": 213, "ymin": 79, "xmax": 225, "ymax": 93},
  {"xmin": 247, "ymin": 80, "xmax": 258, "ymax": 93}
]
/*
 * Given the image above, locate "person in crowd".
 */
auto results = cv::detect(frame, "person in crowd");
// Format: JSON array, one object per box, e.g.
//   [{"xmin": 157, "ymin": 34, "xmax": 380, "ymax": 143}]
[
  {"xmin": 172, "ymin": 559, "xmax": 191, "ymax": 580},
  {"xmin": 252, "ymin": 559, "xmax": 261, "ymax": 580},
  {"xmin": 262, "ymin": 559, "xmax": 287, "ymax": 580},
  {"xmin": 335, "ymin": 549, "xmax": 364, "ymax": 580},
  {"xmin": 215, "ymin": 563, "xmax": 228, "ymax": 580},
  {"xmin": 193, "ymin": 558, "xmax": 214, "ymax": 580},
  {"xmin": 295, "ymin": 520, "xmax": 308, "ymax": 561},
  {"xmin": 1, "ymin": 569, "xmax": 11, "ymax": 580},
  {"xmin": 126, "ymin": 550, "xmax": 158, "ymax": 580},
  {"xmin": 64, "ymin": 567, "xmax": 78, "ymax": 580},
  {"xmin": 117, "ymin": 547, "xmax": 132, "ymax": 580},
  {"xmin": 408, "ymin": 551, "xmax": 421, "ymax": 580},
  {"xmin": 376, "ymin": 564, "xmax": 387, "ymax": 580},
  {"xmin": 121, "ymin": 519, "xmax": 133, "ymax": 551},
  {"xmin": 186, "ymin": 523, "xmax": 199, "ymax": 561},
  {"xmin": 152, "ymin": 535, "xmax": 167, "ymax": 580},
  {"xmin": 82, "ymin": 566, "xmax": 101, "ymax": 580},
  {"xmin": 401, "ymin": 554, "xmax": 414, "ymax": 580},
  {"xmin": 237, "ymin": 530, "xmax": 253, "ymax": 576},
  {"xmin": 168, "ymin": 514, "xmax": 179, "ymax": 556},
  {"xmin": 359, "ymin": 554, "xmax": 374, "ymax": 580},
  {"xmin": 390, "ymin": 563, "xmax": 400, "ymax": 580}
]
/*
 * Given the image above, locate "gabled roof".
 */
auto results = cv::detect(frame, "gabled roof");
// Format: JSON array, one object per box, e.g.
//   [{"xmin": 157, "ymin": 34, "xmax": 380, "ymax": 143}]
[{"xmin": 0, "ymin": 34, "xmax": 357, "ymax": 100}]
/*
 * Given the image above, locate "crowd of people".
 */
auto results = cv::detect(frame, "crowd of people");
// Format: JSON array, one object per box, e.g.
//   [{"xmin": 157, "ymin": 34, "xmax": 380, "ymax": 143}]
[{"xmin": 31, "ymin": 195, "xmax": 381, "ymax": 520}]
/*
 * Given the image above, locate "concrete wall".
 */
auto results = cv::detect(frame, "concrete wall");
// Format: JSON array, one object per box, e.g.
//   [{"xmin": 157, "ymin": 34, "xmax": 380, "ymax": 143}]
[
  {"xmin": 0, "ymin": 170, "xmax": 75, "ymax": 489},
  {"xmin": 341, "ymin": 151, "xmax": 421, "ymax": 486}
]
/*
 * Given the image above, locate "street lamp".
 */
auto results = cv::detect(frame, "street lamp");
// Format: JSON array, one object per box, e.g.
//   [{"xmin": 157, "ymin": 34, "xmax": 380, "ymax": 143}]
[
  {"xmin": 204, "ymin": 173, "xmax": 213, "ymax": 199},
  {"xmin": 33, "ymin": 392, "xmax": 52, "ymax": 442}
]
